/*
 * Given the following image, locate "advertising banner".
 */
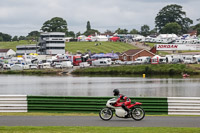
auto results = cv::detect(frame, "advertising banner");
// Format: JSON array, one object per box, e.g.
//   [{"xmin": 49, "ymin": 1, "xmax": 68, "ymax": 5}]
[{"xmin": 156, "ymin": 44, "xmax": 200, "ymax": 51}]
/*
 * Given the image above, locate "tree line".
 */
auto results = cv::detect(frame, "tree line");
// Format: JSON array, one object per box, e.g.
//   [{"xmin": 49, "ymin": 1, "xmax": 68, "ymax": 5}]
[{"xmin": 0, "ymin": 4, "xmax": 200, "ymax": 42}]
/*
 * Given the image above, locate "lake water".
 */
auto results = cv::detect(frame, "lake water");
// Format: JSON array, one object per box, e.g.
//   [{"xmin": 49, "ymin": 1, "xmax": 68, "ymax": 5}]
[{"xmin": 0, "ymin": 75, "xmax": 200, "ymax": 97}]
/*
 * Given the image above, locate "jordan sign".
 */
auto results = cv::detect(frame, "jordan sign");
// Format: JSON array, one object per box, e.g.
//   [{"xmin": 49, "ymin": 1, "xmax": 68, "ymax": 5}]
[{"xmin": 156, "ymin": 44, "xmax": 200, "ymax": 51}]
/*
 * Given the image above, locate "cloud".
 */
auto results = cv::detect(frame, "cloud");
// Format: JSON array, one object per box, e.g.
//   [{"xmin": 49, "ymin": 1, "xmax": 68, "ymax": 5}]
[{"xmin": 0, "ymin": 0, "xmax": 199, "ymax": 36}]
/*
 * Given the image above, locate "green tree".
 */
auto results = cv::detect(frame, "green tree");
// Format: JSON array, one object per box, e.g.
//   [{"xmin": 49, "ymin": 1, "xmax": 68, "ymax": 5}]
[
  {"xmin": 140, "ymin": 25, "xmax": 150, "ymax": 36},
  {"xmin": 76, "ymin": 32, "xmax": 81, "ymax": 37},
  {"xmin": 0, "ymin": 36, "xmax": 3, "ymax": 41},
  {"xmin": 41, "ymin": 17, "xmax": 68, "ymax": 33},
  {"xmin": 155, "ymin": 4, "xmax": 193, "ymax": 34},
  {"xmin": 104, "ymin": 30, "xmax": 113, "ymax": 35},
  {"xmin": 66, "ymin": 31, "xmax": 75, "ymax": 38},
  {"xmin": 193, "ymin": 23, "xmax": 200, "ymax": 30},
  {"xmin": 12, "ymin": 36, "xmax": 18, "ymax": 41},
  {"xmin": 115, "ymin": 28, "xmax": 128, "ymax": 34},
  {"xmin": 161, "ymin": 22, "xmax": 182, "ymax": 35},
  {"xmin": 27, "ymin": 31, "xmax": 40, "ymax": 41},
  {"xmin": 130, "ymin": 29, "xmax": 138, "ymax": 34},
  {"xmin": 84, "ymin": 29, "xmax": 100, "ymax": 36},
  {"xmin": 83, "ymin": 21, "xmax": 100, "ymax": 36},
  {"xmin": 0, "ymin": 32, "xmax": 12, "ymax": 41},
  {"xmin": 27, "ymin": 31, "xmax": 40, "ymax": 37},
  {"xmin": 18, "ymin": 36, "xmax": 26, "ymax": 40},
  {"xmin": 150, "ymin": 28, "xmax": 158, "ymax": 35},
  {"xmin": 86, "ymin": 21, "xmax": 91, "ymax": 31},
  {"xmin": 197, "ymin": 28, "xmax": 200, "ymax": 36}
]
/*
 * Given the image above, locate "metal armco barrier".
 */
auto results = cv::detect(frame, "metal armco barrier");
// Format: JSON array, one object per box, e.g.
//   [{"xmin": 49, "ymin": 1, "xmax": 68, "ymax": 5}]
[
  {"xmin": 1, "ymin": 95, "xmax": 200, "ymax": 115},
  {"xmin": 27, "ymin": 96, "xmax": 168, "ymax": 115},
  {"xmin": 0, "ymin": 95, "xmax": 27, "ymax": 112},
  {"xmin": 168, "ymin": 97, "xmax": 200, "ymax": 115}
]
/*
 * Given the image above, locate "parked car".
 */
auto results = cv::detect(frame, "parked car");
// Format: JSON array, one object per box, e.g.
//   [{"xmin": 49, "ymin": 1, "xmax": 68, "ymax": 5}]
[
  {"xmin": 171, "ymin": 58, "xmax": 183, "ymax": 64},
  {"xmin": 29, "ymin": 64, "xmax": 38, "ymax": 69},
  {"xmin": 3, "ymin": 64, "xmax": 11, "ymax": 70},
  {"xmin": 125, "ymin": 61, "xmax": 134, "ymax": 65},
  {"xmin": 54, "ymin": 62, "xmax": 62, "ymax": 68},
  {"xmin": 115, "ymin": 60, "xmax": 126, "ymax": 65},
  {"xmin": 80, "ymin": 62, "xmax": 90, "ymax": 68},
  {"xmin": 38, "ymin": 63, "xmax": 51, "ymax": 69},
  {"xmin": 86, "ymin": 59, "xmax": 96, "ymax": 66}
]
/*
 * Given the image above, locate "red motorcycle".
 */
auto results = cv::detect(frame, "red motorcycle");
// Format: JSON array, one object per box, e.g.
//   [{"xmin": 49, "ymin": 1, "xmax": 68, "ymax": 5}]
[{"xmin": 99, "ymin": 98, "xmax": 145, "ymax": 121}]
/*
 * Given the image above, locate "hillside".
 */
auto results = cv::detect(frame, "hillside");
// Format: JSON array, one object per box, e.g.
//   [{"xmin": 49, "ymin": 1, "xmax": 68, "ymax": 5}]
[
  {"xmin": 65, "ymin": 42, "xmax": 137, "ymax": 54},
  {"xmin": 0, "ymin": 41, "xmax": 137, "ymax": 54}
]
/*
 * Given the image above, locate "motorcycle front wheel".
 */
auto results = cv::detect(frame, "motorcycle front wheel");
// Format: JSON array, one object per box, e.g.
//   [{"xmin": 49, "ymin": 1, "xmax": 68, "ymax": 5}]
[
  {"xmin": 99, "ymin": 107, "xmax": 113, "ymax": 121},
  {"xmin": 131, "ymin": 107, "xmax": 145, "ymax": 121}
]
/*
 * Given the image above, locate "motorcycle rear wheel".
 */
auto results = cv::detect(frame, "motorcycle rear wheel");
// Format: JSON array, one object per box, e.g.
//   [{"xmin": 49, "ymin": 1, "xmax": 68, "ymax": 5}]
[
  {"xmin": 99, "ymin": 107, "xmax": 113, "ymax": 121},
  {"xmin": 130, "ymin": 107, "xmax": 145, "ymax": 121}
]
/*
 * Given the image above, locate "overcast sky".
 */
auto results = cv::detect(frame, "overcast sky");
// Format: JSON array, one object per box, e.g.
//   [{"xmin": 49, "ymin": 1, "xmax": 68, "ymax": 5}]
[{"xmin": 0, "ymin": 0, "xmax": 199, "ymax": 36}]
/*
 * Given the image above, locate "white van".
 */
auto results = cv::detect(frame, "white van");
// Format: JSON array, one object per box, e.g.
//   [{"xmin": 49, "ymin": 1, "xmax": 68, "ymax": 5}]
[
  {"xmin": 135, "ymin": 56, "xmax": 151, "ymax": 64},
  {"xmin": 184, "ymin": 57, "xmax": 197, "ymax": 64},
  {"xmin": 92, "ymin": 58, "xmax": 111, "ymax": 66},
  {"xmin": 61, "ymin": 61, "xmax": 73, "ymax": 68}
]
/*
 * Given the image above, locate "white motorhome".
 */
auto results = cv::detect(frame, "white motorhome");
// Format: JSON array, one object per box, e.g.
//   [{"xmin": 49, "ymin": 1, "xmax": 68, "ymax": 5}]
[
  {"xmin": 184, "ymin": 55, "xmax": 200, "ymax": 64},
  {"xmin": 92, "ymin": 58, "xmax": 111, "ymax": 66}
]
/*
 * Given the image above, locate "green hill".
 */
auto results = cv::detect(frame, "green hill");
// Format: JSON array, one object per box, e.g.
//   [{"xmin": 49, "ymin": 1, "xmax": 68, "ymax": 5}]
[
  {"xmin": 65, "ymin": 42, "xmax": 137, "ymax": 54},
  {"xmin": 0, "ymin": 41, "xmax": 137, "ymax": 54}
]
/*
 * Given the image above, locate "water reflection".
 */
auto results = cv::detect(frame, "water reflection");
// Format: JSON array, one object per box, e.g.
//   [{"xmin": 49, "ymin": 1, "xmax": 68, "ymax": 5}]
[{"xmin": 0, "ymin": 75, "xmax": 199, "ymax": 97}]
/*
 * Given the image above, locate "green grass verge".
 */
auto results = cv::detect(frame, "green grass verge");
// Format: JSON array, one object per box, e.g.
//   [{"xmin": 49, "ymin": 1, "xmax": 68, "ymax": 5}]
[
  {"xmin": 0, "ymin": 112, "xmax": 97, "ymax": 116},
  {"xmin": 0, "ymin": 127, "xmax": 199, "ymax": 133},
  {"xmin": 0, "ymin": 69, "xmax": 63, "ymax": 75},
  {"xmin": 72, "ymin": 64, "xmax": 198, "ymax": 76}
]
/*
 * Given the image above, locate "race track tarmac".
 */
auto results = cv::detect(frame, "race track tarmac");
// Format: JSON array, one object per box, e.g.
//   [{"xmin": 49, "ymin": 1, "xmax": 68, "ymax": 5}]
[{"xmin": 0, "ymin": 116, "xmax": 199, "ymax": 127}]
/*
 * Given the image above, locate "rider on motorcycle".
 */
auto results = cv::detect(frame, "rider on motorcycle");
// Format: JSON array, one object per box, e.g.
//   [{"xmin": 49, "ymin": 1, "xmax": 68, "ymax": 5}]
[{"xmin": 113, "ymin": 89, "xmax": 131, "ymax": 117}]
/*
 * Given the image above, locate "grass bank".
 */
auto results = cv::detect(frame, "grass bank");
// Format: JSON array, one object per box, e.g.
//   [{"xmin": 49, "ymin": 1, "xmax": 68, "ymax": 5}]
[
  {"xmin": 0, "ymin": 41, "xmax": 136, "ymax": 54},
  {"xmin": 1, "ymin": 64, "xmax": 199, "ymax": 76},
  {"xmin": 0, "ymin": 69, "xmax": 64, "ymax": 75},
  {"xmin": 0, "ymin": 112, "xmax": 97, "ymax": 116},
  {"xmin": 0, "ymin": 40, "xmax": 35, "ymax": 51},
  {"xmin": 72, "ymin": 64, "xmax": 200, "ymax": 76},
  {"xmin": 0, "ymin": 127, "xmax": 199, "ymax": 133},
  {"xmin": 66, "ymin": 41, "xmax": 136, "ymax": 54}
]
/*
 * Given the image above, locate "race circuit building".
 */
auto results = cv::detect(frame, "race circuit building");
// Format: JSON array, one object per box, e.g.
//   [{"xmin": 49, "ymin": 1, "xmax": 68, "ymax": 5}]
[{"xmin": 16, "ymin": 32, "xmax": 65, "ymax": 55}]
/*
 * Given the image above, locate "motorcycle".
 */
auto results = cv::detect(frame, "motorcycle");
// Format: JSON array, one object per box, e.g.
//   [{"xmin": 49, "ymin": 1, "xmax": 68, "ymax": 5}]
[{"xmin": 99, "ymin": 98, "xmax": 145, "ymax": 121}]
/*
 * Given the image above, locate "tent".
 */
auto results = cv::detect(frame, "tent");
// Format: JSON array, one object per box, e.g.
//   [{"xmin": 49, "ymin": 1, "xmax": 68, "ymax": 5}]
[
  {"xmin": 151, "ymin": 55, "xmax": 161, "ymax": 64},
  {"xmin": 91, "ymin": 53, "xmax": 119, "ymax": 59},
  {"xmin": 29, "ymin": 53, "xmax": 38, "ymax": 55},
  {"xmin": 109, "ymin": 36, "xmax": 120, "ymax": 42},
  {"xmin": 92, "ymin": 35, "xmax": 108, "ymax": 42}
]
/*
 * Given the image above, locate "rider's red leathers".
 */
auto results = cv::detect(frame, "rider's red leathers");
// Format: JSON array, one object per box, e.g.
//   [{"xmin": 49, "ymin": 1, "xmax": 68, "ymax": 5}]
[{"xmin": 116, "ymin": 94, "xmax": 131, "ymax": 109}]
